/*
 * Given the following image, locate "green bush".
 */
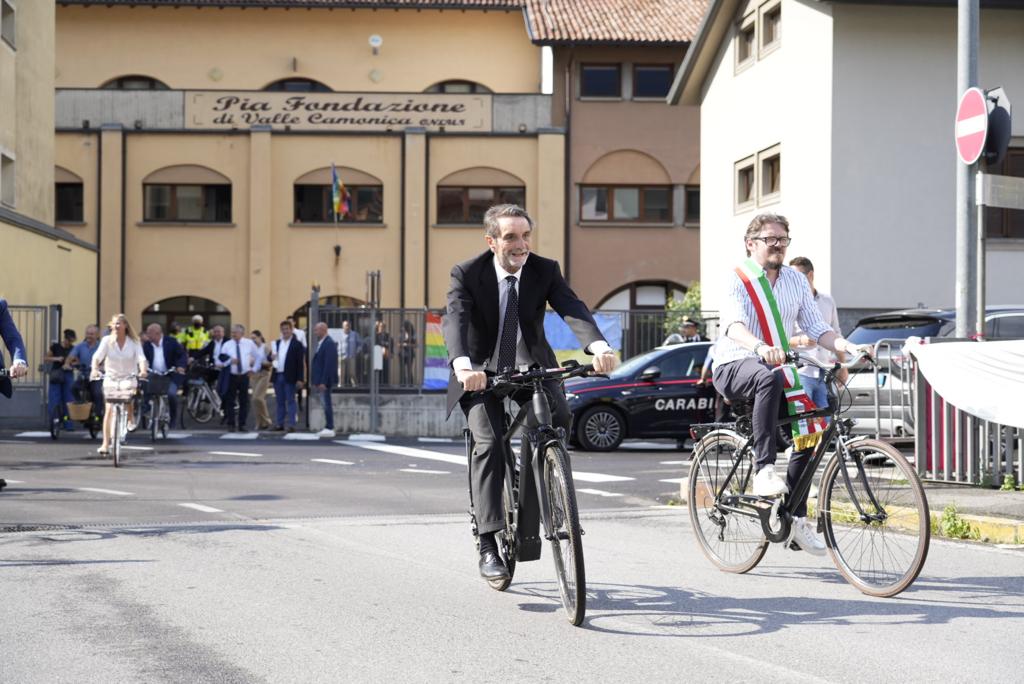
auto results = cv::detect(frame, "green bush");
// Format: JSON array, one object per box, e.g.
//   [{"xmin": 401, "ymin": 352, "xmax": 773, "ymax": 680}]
[
  {"xmin": 939, "ymin": 504, "xmax": 980, "ymax": 540},
  {"xmin": 1000, "ymin": 474, "xmax": 1017, "ymax": 491}
]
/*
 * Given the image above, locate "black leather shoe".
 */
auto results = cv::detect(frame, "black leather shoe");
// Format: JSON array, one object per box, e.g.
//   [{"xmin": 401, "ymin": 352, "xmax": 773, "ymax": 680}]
[
  {"xmin": 0, "ymin": 478, "xmax": 6, "ymax": 492},
  {"xmin": 478, "ymin": 551, "xmax": 510, "ymax": 581}
]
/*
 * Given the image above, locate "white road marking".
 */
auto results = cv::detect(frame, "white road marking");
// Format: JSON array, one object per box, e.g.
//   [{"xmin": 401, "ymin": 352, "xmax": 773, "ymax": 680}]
[
  {"xmin": 572, "ymin": 471, "xmax": 634, "ymax": 483},
  {"xmin": 399, "ymin": 468, "xmax": 450, "ymax": 475},
  {"xmin": 660, "ymin": 460, "xmax": 688, "ymax": 465},
  {"xmin": 78, "ymin": 487, "xmax": 134, "ymax": 496},
  {"xmin": 576, "ymin": 488, "xmax": 623, "ymax": 498},
  {"xmin": 417, "ymin": 437, "xmax": 455, "ymax": 443},
  {"xmin": 165, "ymin": 432, "xmax": 192, "ymax": 439},
  {"xmin": 348, "ymin": 433, "xmax": 387, "ymax": 442},
  {"xmin": 283, "ymin": 432, "xmax": 320, "ymax": 441},
  {"xmin": 312, "ymin": 458, "xmax": 355, "ymax": 466},
  {"xmin": 4, "ymin": 479, "xmax": 24, "ymax": 483},
  {"xmin": 348, "ymin": 442, "xmax": 466, "ymax": 466},
  {"xmin": 659, "ymin": 478, "xmax": 688, "ymax": 484},
  {"xmin": 220, "ymin": 432, "xmax": 259, "ymax": 440},
  {"xmin": 209, "ymin": 450, "xmax": 262, "ymax": 458},
  {"xmin": 0, "ymin": 440, "xmax": 25, "ymax": 444},
  {"xmin": 619, "ymin": 441, "xmax": 678, "ymax": 450},
  {"xmin": 178, "ymin": 503, "xmax": 223, "ymax": 513},
  {"xmin": 15, "ymin": 432, "xmax": 51, "ymax": 438},
  {"xmin": 120, "ymin": 445, "xmax": 154, "ymax": 451}
]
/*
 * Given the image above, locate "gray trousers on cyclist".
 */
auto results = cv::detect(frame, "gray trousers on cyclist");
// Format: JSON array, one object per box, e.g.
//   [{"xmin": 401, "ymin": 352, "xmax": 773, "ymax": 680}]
[
  {"xmin": 713, "ymin": 357, "xmax": 814, "ymax": 517},
  {"xmin": 461, "ymin": 379, "xmax": 570, "ymax": 535}
]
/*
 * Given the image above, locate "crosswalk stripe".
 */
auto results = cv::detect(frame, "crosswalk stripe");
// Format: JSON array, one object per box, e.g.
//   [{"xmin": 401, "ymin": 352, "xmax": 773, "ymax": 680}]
[
  {"xmin": 178, "ymin": 502, "xmax": 223, "ymax": 513},
  {"xmin": 220, "ymin": 432, "xmax": 259, "ymax": 440},
  {"xmin": 399, "ymin": 468, "xmax": 450, "ymax": 475},
  {"xmin": 572, "ymin": 471, "xmax": 635, "ymax": 483},
  {"xmin": 209, "ymin": 451, "xmax": 262, "ymax": 457},
  {"xmin": 312, "ymin": 458, "xmax": 355, "ymax": 466},
  {"xmin": 347, "ymin": 442, "xmax": 466, "ymax": 466},
  {"xmin": 658, "ymin": 478, "xmax": 687, "ymax": 484},
  {"xmin": 576, "ymin": 488, "xmax": 623, "ymax": 497},
  {"xmin": 78, "ymin": 487, "xmax": 134, "ymax": 496}
]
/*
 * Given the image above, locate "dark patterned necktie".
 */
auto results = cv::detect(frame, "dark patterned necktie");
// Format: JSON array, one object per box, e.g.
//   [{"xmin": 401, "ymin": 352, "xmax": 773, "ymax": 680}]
[{"xmin": 497, "ymin": 275, "xmax": 519, "ymax": 373}]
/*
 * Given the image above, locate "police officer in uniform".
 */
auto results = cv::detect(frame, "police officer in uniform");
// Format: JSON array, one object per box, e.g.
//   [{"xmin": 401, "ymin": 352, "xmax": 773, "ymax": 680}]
[{"xmin": 182, "ymin": 314, "xmax": 211, "ymax": 361}]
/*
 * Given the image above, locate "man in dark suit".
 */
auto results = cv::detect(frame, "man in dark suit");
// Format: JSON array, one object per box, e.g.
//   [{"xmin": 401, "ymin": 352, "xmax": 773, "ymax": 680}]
[
  {"xmin": 271, "ymin": 319, "xmax": 306, "ymax": 432},
  {"xmin": 443, "ymin": 204, "xmax": 619, "ymax": 582},
  {"xmin": 1, "ymin": 298, "xmax": 28, "ymax": 492},
  {"xmin": 311, "ymin": 321, "xmax": 339, "ymax": 438},
  {"xmin": 142, "ymin": 323, "xmax": 188, "ymax": 427}
]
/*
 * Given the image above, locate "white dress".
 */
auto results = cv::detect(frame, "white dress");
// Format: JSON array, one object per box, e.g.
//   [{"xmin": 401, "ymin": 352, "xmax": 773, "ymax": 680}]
[{"xmin": 92, "ymin": 334, "xmax": 146, "ymax": 381}]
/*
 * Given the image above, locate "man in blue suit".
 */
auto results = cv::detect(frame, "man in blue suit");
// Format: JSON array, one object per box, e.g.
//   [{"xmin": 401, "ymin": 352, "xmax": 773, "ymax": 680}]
[
  {"xmin": 1, "ymin": 298, "xmax": 28, "ymax": 492},
  {"xmin": 142, "ymin": 323, "xmax": 188, "ymax": 427},
  {"xmin": 311, "ymin": 322, "xmax": 339, "ymax": 438},
  {"xmin": 271, "ymin": 319, "xmax": 306, "ymax": 432}
]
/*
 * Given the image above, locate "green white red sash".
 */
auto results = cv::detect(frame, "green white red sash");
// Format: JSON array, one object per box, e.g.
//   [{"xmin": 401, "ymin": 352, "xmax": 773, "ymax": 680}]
[{"xmin": 734, "ymin": 258, "xmax": 824, "ymax": 450}]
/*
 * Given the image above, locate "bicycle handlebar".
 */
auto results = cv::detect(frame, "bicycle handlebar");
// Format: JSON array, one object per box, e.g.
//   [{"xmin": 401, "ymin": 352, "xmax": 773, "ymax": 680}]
[
  {"xmin": 783, "ymin": 349, "xmax": 874, "ymax": 373},
  {"xmin": 483, "ymin": 360, "xmax": 602, "ymax": 392}
]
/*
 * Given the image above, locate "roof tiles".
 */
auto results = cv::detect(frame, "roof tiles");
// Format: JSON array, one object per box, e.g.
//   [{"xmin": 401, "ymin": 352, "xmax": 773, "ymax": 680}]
[
  {"xmin": 58, "ymin": 0, "xmax": 524, "ymax": 9},
  {"xmin": 524, "ymin": 0, "xmax": 707, "ymax": 45}
]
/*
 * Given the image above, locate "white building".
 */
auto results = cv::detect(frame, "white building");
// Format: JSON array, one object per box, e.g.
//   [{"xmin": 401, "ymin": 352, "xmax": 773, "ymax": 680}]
[{"xmin": 669, "ymin": 0, "xmax": 1024, "ymax": 326}]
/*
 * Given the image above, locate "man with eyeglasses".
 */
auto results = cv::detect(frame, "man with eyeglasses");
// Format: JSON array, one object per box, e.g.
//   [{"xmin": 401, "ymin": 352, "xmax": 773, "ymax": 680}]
[{"xmin": 712, "ymin": 213, "xmax": 870, "ymax": 554}]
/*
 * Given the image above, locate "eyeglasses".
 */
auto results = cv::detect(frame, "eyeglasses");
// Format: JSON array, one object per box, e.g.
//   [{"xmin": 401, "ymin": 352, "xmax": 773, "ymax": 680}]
[{"xmin": 751, "ymin": 236, "xmax": 792, "ymax": 247}]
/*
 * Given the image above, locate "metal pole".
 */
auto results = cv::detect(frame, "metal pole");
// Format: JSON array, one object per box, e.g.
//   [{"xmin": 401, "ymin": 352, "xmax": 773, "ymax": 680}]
[
  {"xmin": 954, "ymin": 0, "xmax": 980, "ymax": 338},
  {"xmin": 307, "ymin": 285, "xmax": 319, "ymax": 430},
  {"xmin": 367, "ymin": 271, "xmax": 380, "ymax": 433},
  {"xmin": 975, "ymin": 173, "xmax": 986, "ymax": 336}
]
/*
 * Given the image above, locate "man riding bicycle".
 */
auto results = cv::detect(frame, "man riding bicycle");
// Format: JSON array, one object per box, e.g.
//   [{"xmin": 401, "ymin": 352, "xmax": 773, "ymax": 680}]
[
  {"xmin": 443, "ymin": 204, "xmax": 619, "ymax": 582},
  {"xmin": 713, "ymin": 213, "xmax": 871, "ymax": 554}
]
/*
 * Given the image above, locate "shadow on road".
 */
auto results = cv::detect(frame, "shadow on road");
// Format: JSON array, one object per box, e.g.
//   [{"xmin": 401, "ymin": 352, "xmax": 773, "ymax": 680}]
[
  {"xmin": 0, "ymin": 524, "xmax": 286, "ymax": 545},
  {"xmin": 0, "ymin": 558, "xmax": 154, "ymax": 568}
]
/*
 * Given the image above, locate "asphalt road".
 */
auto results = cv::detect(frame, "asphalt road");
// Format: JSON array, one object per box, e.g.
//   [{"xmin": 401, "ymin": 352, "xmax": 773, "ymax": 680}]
[{"xmin": 1, "ymin": 432, "xmax": 1022, "ymax": 682}]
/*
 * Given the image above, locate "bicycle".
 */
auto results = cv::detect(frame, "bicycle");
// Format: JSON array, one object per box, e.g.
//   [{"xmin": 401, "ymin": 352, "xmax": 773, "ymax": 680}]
[
  {"xmin": 98, "ymin": 373, "xmax": 140, "ymax": 468},
  {"xmin": 185, "ymin": 360, "xmax": 222, "ymax": 425},
  {"xmin": 144, "ymin": 370, "xmax": 173, "ymax": 442},
  {"xmin": 466, "ymin": 360, "xmax": 596, "ymax": 626},
  {"xmin": 687, "ymin": 350, "xmax": 930, "ymax": 598}
]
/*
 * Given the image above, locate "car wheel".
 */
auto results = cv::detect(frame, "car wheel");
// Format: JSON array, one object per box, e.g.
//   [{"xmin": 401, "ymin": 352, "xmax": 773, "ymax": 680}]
[{"xmin": 576, "ymin": 405, "xmax": 625, "ymax": 452}]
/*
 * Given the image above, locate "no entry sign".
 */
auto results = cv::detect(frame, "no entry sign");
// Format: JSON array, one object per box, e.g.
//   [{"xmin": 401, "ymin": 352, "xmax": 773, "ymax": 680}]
[{"xmin": 955, "ymin": 87, "xmax": 988, "ymax": 165}]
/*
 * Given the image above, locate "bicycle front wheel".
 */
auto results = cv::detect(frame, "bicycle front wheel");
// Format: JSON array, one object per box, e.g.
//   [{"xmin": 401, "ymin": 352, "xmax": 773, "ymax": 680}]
[
  {"xmin": 542, "ymin": 441, "xmax": 585, "ymax": 626},
  {"xmin": 688, "ymin": 430, "xmax": 768, "ymax": 573},
  {"xmin": 112, "ymin": 406, "xmax": 124, "ymax": 468},
  {"xmin": 188, "ymin": 386, "xmax": 215, "ymax": 424},
  {"xmin": 819, "ymin": 438, "xmax": 929, "ymax": 597}
]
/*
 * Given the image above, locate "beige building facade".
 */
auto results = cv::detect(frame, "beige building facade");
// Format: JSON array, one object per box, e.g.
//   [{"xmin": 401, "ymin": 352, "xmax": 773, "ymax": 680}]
[{"xmin": 54, "ymin": 0, "xmax": 562, "ymax": 335}]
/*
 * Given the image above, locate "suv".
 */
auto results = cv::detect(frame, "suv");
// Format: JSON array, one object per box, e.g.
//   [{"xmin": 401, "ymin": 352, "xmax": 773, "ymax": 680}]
[
  {"xmin": 847, "ymin": 306, "xmax": 1024, "ymax": 344},
  {"xmin": 565, "ymin": 342, "xmax": 714, "ymax": 451}
]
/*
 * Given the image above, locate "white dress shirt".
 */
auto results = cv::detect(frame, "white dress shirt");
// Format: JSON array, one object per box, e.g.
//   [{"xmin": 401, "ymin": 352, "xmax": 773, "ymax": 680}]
[
  {"xmin": 150, "ymin": 336, "xmax": 167, "ymax": 373},
  {"xmin": 453, "ymin": 255, "xmax": 611, "ymax": 373},
  {"xmin": 92, "ymin": 335, "xmax": 146, "ymax": 379},
  {"xmin": 292, "ymin": 328, "xmax": 307, "ymax": 346},
  {"xmin": 211, "ymin": 338, "xmax": 227, "ymax": 369},
  {"xmin": 224, "ymin": 337, "xmax": 257, "ymax": 375},
  {"xmin": 795, "ymin": 290, "xmax": 842, "ymax": 379},
  {"xmin": 274, "ymin": 337, "xmax": 292, "ymax": 373}
]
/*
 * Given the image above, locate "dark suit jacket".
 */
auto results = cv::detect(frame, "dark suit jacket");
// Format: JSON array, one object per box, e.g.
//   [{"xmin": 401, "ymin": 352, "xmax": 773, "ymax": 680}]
[
  {"xmin": 442, "ymin": 251, "xmax": 605, "ymax": 415},
  {"xmin": 311, "ymin": 335, "xmax": 338, "ymax": 387},
  {"xmin": 0, "ymin": 298, "xmax": 27, "ymax": 398},
  {"xmin": 197, "ymin": 338, "xmax": 226, "ymax": 366},
  {"xmin": 142, "ymin": 336, "xmax": 188, "ymax": 374},
  {"xmin": 273, "ymin": 337, "xmax": 306, "ymax": 384}
]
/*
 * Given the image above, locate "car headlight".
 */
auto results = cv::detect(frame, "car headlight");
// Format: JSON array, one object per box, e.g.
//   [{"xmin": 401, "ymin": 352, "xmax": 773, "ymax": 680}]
[{"xmin": 565, "ymin": 392, "xmax": 578, "ymax": 401}]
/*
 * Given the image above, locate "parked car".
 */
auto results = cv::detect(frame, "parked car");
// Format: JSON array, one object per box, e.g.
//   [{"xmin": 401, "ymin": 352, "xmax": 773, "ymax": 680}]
[
  {"xmin": 847, "ymin": 306, "xmax": 1024, "ymax": 345},
  {"xmin": 565, "ymin": 342, "xmax": 715, "ymax": 451}
]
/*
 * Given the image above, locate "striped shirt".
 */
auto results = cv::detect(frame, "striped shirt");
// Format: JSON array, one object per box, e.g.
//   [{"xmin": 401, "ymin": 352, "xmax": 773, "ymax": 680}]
[{"xmin": 716, "ymin": 264, "xmax": 833, "ymax": 367}]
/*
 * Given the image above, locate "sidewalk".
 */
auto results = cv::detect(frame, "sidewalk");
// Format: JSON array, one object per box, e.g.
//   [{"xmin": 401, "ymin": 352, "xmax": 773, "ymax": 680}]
[{"xmin": 922, "ymin": 483, "xmax": 1024, "ymax": 545}]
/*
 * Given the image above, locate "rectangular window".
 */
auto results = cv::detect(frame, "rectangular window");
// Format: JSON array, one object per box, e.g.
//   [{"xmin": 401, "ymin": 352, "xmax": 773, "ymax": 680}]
[
  {"xmin": 143, "ymin": 184, "xmax": 231, "ymax": 222},
  {"xmin": 735, "ymin": 157, "xmax": 755, "ymax": 211},
  {"xmin": 633, "ymin": 65, "xmax": 674, "ymax": 99},
  {"xmin": 580, "ymin": 64, "xmax": 621, "ymax": 98},
  {"xmin": 760, "ymin": 149, "xmax": 781, "ymax": 201},
  {"xmin": 293, "ymin": 184, "xmax": 383, "ymax": 223},
  {"xmin": 736, "ymin": 18, "xmax": 756, "ymax": 70},
  {"xmin": 55, "ymin": 183, "xmax": 84, "ymax": 223},
  {"xmin": 1, "ymin": 1, "xmax": 14, "ymax": 49},
  {"xmin": 580, "ymin": 186, "xmax": 673, "ymax": 223},
  {"xmin": 0, "ymin": 154, "xmax": 14, "ymax": 207},
  {"xmin": 985, "ymin": 148, "xmax": 1024, "ymax": 239},
  {"xmin": 437, "ymin": 186, "xmax": 525, "ymax": 224},
  {"xmin": 761, "ymin": 3, "xmax": 781, "ymax": 53},
  {"xmin": 684, "ymin": 185, "xmax": 700, "ymax": 224}
]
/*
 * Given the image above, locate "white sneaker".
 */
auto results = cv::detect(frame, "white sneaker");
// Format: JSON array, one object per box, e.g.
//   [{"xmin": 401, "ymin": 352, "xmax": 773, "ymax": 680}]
[
  {"xmin": 790, "ymin": 517, "xmax": 827, "ymax": 556},
  {"xmin": 317, "ymin": 428, "xmax": 336, "ymax": 438},
  {"xmin": 752, "ymin": 464, "xmax": 789, "ymax": 497}
]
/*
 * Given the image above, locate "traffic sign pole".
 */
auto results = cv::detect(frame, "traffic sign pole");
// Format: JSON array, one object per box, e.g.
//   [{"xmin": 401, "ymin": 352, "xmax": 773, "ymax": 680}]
[{"xmin": 955, "ymin": 0, "xmax": 980, "ymax": 339}]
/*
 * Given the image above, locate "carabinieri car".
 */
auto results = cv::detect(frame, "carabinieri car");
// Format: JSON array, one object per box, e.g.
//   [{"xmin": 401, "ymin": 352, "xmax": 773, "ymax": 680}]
[{"xmin": 566, "ymin": 341, "xmax": 716, "ymax": 451}]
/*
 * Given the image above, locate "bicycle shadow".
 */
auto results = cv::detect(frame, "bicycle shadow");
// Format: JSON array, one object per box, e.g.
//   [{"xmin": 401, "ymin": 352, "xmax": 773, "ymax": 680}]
[{"xmin": 508, "ymin": 579, "xmax": 1024, "ymax": 637}]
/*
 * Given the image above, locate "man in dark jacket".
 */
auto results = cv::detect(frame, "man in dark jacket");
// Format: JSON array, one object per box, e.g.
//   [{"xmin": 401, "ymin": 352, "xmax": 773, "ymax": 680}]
[
  {"xmin": 311, "ymin": 322, "xmax": 339, "ymax": 438},
  {"xmin": 442, "ymin": 204, "xmax": 619, "ymax": 582},
  {"xmin": 271, "ymin": 319, "xmax": 306, "ymax": 432},
  {"xmin": 143, "ymin": 323, "xmax": 189, "ymax": 426},
  {"xmin": 1, "ymin": 298, "xmax": 29, "ymax": 492}
]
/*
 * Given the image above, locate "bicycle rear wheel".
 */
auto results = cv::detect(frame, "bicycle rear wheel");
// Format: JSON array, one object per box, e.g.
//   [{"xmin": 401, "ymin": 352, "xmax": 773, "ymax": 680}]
[
  {"xmin": 819, "ymin": 439, "xmax": 929, "ymax": 597},
  {"xmin": 188, "ymin": 386, "xmax": 215, "ymax": 424},
  {"xmin": 688, "ymin": 430, "xmax": 768, "ymax": 573},
  {"xmin": 542, "ymin": 441, "xmax": 585, "ymax": 626},
  {"xmin": 150, "ymin": 397, "xmax": 159, "ymax": 443}
]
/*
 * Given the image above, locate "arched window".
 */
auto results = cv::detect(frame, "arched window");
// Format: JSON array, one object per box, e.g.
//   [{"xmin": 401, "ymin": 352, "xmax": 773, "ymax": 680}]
[
  {"xmin": 142, "ymin": 164, "xmax": 232, "ymax": 223},
  {"xmin": 436, "ymin": 167, "xmax": 525, "ymax": 225},
  {"xmin": 580, "ymin": 150, "xmax": 674, "ymax": 223},
  {"xmin": 425, "ymin": 80, "xmax": 492, "ymax": 94},
  {"xmin": 293, "ymin": 167, "xmax": 383, "ymax": 224},
  {"xmin": 55, "ymin": 166, "xmax": 84, "ymax": 224},
  {"xmin": 264, "ymin": 78, "xmax": 331, "ymax": 93},
  {"xmin": 142, "ymin": 295, "xmax": 231, "ymax": 335},
  {"xmin": 101, "ymin": 75, "xmax": 170, "ymax": 90}
]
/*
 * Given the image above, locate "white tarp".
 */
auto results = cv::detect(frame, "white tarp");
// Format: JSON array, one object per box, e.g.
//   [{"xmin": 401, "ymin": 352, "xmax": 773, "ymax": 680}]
[{"xmin": 906, "ymin": 339, "xmax": 1024, "ymax": 428}]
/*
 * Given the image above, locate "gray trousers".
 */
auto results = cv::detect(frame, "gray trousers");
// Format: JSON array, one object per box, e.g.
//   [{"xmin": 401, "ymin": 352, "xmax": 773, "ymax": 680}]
[
  {"xmin": 462, "ymin": 379, "xmax": 570, "ymax": 535},
  {"xmin": 713, "ymin": 356, "xmax": 814, "ymax": 517}
]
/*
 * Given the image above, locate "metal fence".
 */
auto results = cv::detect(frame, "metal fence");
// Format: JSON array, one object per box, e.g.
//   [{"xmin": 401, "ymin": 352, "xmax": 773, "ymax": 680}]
[
  {"xmin": 304, "ymin": 306, "xmax": 721, "ymax": 391},
  {"xmin": 0, "ymin": 304, "xmax": 54, "ymax": 427}
]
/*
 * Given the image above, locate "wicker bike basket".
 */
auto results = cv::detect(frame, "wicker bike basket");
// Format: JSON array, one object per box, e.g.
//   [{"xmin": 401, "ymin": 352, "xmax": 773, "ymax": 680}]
[
  {"xmin": 67, "ymin": 402, "xmax": 93, "ymax": 421},
  {"xmin": 103, "ymin": 377, "xmax": 138, "ymax": 402}
]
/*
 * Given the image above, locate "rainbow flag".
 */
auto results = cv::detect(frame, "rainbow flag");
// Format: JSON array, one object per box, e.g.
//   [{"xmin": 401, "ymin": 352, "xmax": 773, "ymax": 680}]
[
  {"xmin": 423, "ymin": 312, "xmax": 449, "ymax": 390},
  {"xmin": 331, "ymin": 163, "xmax": 349, "ymax": 220}
]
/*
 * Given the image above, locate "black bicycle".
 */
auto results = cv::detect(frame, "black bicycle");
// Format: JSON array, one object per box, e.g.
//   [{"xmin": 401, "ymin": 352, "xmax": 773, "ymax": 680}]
[
  {"xmin": 466, "ymin": 361, "xmax": 596, "ymax": 625},
  {"xmin": 687, "ymin": 351, "xmax": 930, "ymax": 598}
]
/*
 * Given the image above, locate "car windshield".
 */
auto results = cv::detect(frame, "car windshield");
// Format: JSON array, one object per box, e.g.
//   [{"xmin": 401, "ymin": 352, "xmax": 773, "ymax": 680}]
[
  {"xmin": 609, "ymin": 349, "xmax": 665, "ymax": 379},
  {"xmin": 847, "ymin": 317, "xmax": 944, "ymax": 344}
]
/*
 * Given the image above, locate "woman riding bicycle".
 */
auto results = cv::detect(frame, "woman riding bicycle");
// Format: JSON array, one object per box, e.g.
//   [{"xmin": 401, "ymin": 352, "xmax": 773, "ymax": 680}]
[{"xmin": 90, "ymin": 313, "xmax": 148, "ymax": 456}]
